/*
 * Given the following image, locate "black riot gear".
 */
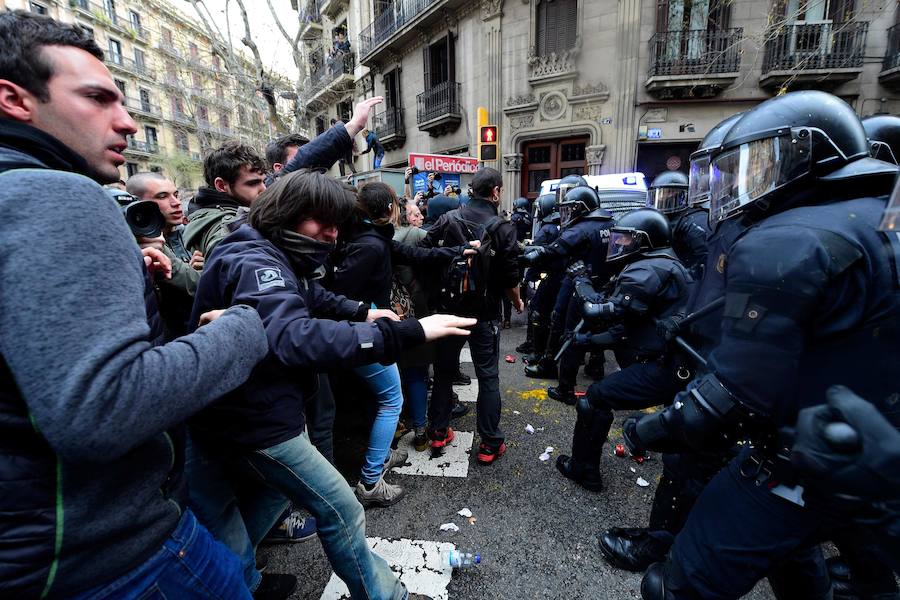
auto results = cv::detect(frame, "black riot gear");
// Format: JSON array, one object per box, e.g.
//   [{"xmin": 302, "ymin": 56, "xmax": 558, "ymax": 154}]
[
  {"xmin": 708, "ymin": 91, "xmax": 897, "ymax": 226},
  {"xmin": 689, "ymin": 112, "xmax": 743, "ymax": 207},
  {"xmin": 535, "ymin": 193, "xmax": 559, "ymax": 224},
  {"xmin": 607, "ymin": 208, "xmax": 673, "ymax": 263},
  {"xmin": 879, "ymin": 172, "xmax": 900, "ymax": 232},
  {"xmin": 648, "ymin": 171, "xmax": 689, "ymax": 216},
  {"xmin": 555, "ymin": 173, "xmax": 589, "ymax": 205},
  {"xmin": 559, "ymin": 185, "xmax": 612, "ymax": 228},
  {"xmin": 513, "ymin": 197, "xmax": 530, "ymax": 212},
  {"xmin": 862, "ymin": 113, "xmax": 900, "ymax": 165}
]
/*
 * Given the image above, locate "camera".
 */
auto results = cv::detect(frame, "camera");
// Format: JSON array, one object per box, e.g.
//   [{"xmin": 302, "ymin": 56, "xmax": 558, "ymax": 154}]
[
  {"xmin": 432, "ymin": 172, "xmax": 442, "ymax": 181},
  {"xmin": 106, "ymin": 189, "xmax": 166, "ymax": 239},
  {"xmin": 410, "ymin": 165, "xmax": 420, "ymax": 175},
  {"xmin": 452, "ymin": 185, "xmax": 462, "ymax": 195}
]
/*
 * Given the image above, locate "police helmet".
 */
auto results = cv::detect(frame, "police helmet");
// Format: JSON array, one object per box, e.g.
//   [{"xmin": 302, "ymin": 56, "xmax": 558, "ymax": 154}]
[
  {"xmin": 513, "ymin": 197, "xmax": 531, "ymax": 212},
  {"xmin": 880, "ymin": 171, "xmax": 900, "ymax": 232},
  {"xmin": 607, "ymin": 208, "xmax": 672, "ymax": 263},
  {"xmin": 688, "ymin": 112, "xmax": 743, "ymax": 207},
  {"xmin": 862, "ymin": 114, "xmax": 900, "ymax": 165},
  {"xmin": 535, "ymin": 193, "xmax": 558, "ymax": 223},
  {"xmin": 559, "ymin": 185, "xmax": 600, "ymax": 228},
  {"xmin": 555, "ymin": 174, "xmax": 589, "ymax": 206},
  {"xmin": 648, "ymin": 171, "xmax": 689, "ymax": 216},
  {"xmin": 708, "ymin": 91, "xmax": 897, "ymax": 226}
]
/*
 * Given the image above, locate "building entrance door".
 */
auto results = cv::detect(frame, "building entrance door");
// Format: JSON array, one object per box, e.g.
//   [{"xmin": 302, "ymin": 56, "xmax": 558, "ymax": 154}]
[{"xmin": 520, "ymin": 137, "xmax": 588, "ymax": 200}]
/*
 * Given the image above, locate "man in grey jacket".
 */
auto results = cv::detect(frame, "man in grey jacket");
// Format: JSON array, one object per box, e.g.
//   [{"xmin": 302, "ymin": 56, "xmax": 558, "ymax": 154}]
[{"xmin": 0, "ymin": 10, "xmax": 269, "ymax": 599}]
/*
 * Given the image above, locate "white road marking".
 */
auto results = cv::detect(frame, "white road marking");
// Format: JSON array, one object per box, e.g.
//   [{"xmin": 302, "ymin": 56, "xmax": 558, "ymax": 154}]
[
  {"xmin": 459, "ymin": 347, "xmax": 472, "ymax": 363},
  {"xmin": 391, "ymin": 430, "xmax": 475, "ymax": 478},
  {"xmin": 320, "ymin": 537, "xmax": 455, "ymax": 600},
  {"xmin": 454, "ymin": 380, "xmax": 478, "ymax": 403}
]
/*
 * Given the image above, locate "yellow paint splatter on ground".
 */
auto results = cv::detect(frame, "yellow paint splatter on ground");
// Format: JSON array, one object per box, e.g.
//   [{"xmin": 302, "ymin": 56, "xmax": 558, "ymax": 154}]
[{"xmin": 518, "ymin": 388, "xmax": 548, "ymax": 401}]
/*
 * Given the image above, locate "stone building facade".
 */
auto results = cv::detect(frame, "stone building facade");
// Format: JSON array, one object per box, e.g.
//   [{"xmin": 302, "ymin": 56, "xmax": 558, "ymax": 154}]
[
  {"xmin": 298, "ymin": 0, "xmax": 899, "ymax": 208},
  {"xmin": 5, "ymin": 0, "xmax": 295, "ymax": 188}
]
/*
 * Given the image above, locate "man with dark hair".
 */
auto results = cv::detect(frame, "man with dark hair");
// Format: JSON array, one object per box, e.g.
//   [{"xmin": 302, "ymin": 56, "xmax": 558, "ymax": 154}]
[
  {"xmin": 424, "ymin": 167, "xmax": 524, "ymax": 464},
  {"xmin": 185, "ymin": 98, "xmax": 383, "ymax": 259},
  {"xmin": 265, "ymin": 132, "xmax": 309, "ymax": 181},
  {"xmin": 128, "ymin": 171, "xmax": 203, "ymax": 336},
  {"xmin": 0, "ymin": 10, "xmax": 268, "ymax": 598}
]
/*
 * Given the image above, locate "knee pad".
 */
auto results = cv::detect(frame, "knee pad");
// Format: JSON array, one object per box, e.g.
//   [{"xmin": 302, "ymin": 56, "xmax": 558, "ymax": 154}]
[
  {"xmin": 641, "ymin": 563, "xmax": 668, "ymax": 600},
  {"xmin": 576, "ymin": 395, "xmax": 594, "ymax": 418}
]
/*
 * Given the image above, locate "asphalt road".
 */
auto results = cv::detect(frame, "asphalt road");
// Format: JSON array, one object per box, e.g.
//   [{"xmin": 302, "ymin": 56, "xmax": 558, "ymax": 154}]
[{"xmin": 262, "ymin": 316, "xmax": 776, "ymax": 600}]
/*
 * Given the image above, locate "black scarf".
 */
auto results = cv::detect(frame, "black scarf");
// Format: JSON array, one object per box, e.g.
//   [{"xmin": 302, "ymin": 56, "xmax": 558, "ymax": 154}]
[
  {"xmin": 191, "ymin": 186, "xmax": 245, "ymax": 212},
  {"xmin": 0, "ymin": 118, "xmax": 95, "ymax": 178},
  {"xmin": 277, "ymin": 229, "xmax": 335, "ymax": 280}
]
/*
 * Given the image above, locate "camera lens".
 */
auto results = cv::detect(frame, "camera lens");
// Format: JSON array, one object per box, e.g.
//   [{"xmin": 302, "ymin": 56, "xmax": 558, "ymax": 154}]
[
  {"xmin": 411, "ymin": 166, "xmax": 420, "ymax": 175},
  {"xmin": 124, "ymin": 200, "xmax": 165, "ymax": 238},
  {"xmin": 433, "ymin": 172, "xmax": 442, "ymax": 180}
]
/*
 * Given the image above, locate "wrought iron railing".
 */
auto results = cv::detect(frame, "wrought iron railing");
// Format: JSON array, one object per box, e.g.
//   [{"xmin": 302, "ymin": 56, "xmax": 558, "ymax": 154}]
[
  {"xmin": 885, "ymin": 23, "xmax": 900, "ymax": 72},
  {"xmin": 299, "ymin": 0, "xmax": 322, "ymax": 25},
  {"xmin": 416, "ymin": 80, "xmax": 460, "ymax": 124},
  {"xmin": 648, "ymin": 28, "xmax": 743, "ymax": 77},
  {"xmin": 126, "ymin": 138, "xmax": 159, "ymax": 154},
  {"xmin": 373, "ymin": 107, "xmax": 404, "ymax": 138},
  {"xmin": 125, "ymin": 96, "xmax": 161, "ymax": 117},
  {"xmin": 359, "ymin": 0, "xmax": 441, "ymax": 58},
  {"xmin": 306, "ymin": 51, "xmax": 355, "ymax": 96},
  {"xmin": 106, "ymin": 55, "xmax": 156, "ymax": 79},
  {"xmin": 762, "ymin": 21, "xmax": 868, "ymax": 73}
]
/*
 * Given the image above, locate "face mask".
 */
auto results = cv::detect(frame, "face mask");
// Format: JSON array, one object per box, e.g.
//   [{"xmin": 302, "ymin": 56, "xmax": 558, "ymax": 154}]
[{"xmin": 278, "ymin": 229, "xmax": 335, "ymax": 277}]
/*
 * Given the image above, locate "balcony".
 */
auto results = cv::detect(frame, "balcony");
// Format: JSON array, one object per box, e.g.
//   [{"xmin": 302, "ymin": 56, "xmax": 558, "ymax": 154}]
[
  {"xmin": 156, "ymin": 41, "xmax": 182, "ymax": 60},
  {"xmin": 760, "ymin": 21, "xmax": 868, "ymax": 91},
  {"xmin": 105, "ymin": 55, "xmax": 156, "ymax": 81},
  {"xmin": 298, "ymin": 0, "xmax": 323, "ymax": 40},
  {"xmin": 358, "ymin": 0, "xmax": 467, "ymax": 68},
  {"xmin": 416, "ymin": 80, "xmax": 461, "ymax": 137},
  {"xmin": 318, "ymin": 0, "xmax": 348, "ymax": 19},
  {"xmin": 880, "ymin": 23, "xmax": 900, "ymax": 89},
  {"xmin": 304, "ymin": 51, "xmax": 356, "ymax": 109},
  {"xmin": 129, "ymin": 24, "xmax": 150, "ymax": 44},
  {"xmin": 645, "ymin": 28, "xmax": 743, "ymax": 99},
  {"xmin": 373, "ymin": 107, "xmax": 405, "ymax": 150},
  {"xmin": 124, "ymin": 138, "xmax": 159, "ymax": 156},
  {"xmin": 170, "ymin": 109, "xmax": 195, "ymax": 129},
  {"xmin": 124, "ymin": 96, "xmax": 162, "ymax": 120}
]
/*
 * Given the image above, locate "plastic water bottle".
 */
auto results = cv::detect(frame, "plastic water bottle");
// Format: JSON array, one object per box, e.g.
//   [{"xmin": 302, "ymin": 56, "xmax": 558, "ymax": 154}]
[{"xmin": 441, "ymin": 548, "xmax": 481, "ymax": 570}]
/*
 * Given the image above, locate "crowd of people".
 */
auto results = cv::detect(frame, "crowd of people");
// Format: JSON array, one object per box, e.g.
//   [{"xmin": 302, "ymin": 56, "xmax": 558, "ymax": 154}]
[{"xmin": 1, "ymin": 8, "xmax": 899, "ymax": 600}]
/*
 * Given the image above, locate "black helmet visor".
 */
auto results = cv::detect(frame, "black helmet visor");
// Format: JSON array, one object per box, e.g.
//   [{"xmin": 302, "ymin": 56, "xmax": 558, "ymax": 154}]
[
  {"xmin": 709, "ymin": 130, "xmax": 812, "ymax": 226},
  {"xmin": 879, "ymin": 175, "xmax": 900, "ymax": 232},
  {"xmin": 688, "ymin": 154, "xmax": 711, "ymax": 206},
  {"xmin": 648, "ymin": 186, "xmax": 688, "ymax": 215}
]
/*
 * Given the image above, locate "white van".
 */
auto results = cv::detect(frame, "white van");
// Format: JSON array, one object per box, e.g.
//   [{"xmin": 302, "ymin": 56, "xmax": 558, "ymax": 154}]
[{"xmin": 539, "ymin": 172, "xmax": 648, "ymax": 218}]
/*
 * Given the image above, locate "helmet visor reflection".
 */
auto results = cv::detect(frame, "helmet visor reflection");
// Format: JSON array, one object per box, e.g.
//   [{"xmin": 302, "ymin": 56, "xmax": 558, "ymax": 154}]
[
  {"xmin": 607, "ymin": 229, "xmax": 640, "ymax": 261},
  {"xmin": 709, "ymin": 132, "xmax": 811, "ymax": 226},
  {"xmin": 560, "ymin": 203, "xmax": 580, "ymax": 228},
  {"xmin": 879, "ymin": 176, "xmax": 900, "ymax": 232},
  {"xmin": 556, "ymin": 183, "xmax": 580, "ymax": 205},
  {"xmin": 649, "ymin": 187, "xmax": 688, "ymax": 215},
  {"xmin": 688, "ymin": 155, "xmax": 711, "ymax": 206}
]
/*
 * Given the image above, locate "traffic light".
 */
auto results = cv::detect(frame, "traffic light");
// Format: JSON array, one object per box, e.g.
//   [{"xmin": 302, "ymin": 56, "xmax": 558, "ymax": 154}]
[{"xmin": 479, "ymin": 125, "xmax": 498, "ymax": 161}]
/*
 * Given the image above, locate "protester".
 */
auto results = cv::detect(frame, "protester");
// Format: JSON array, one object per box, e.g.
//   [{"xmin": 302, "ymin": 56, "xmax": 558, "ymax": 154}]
[
  {"xmin": 264, "ymin": 132, "xmax": 309, "ymax": 185},
  {"xmin": 0, "ymin": 10, "xmax": 268, "ymax": 598}
]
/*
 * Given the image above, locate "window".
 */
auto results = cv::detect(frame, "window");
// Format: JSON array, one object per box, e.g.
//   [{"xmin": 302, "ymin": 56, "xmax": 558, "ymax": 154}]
[
  {"xmin": 216, "ymin": 85, "xmax": 224, "ymax": 99},
  {"xmin": 174, "ymin": 130, "xmax": 189, "ymax": 152},
  {"xmin": 129, "ymin": 10, "xmax": 141, "ymax": 31},
  {"xmin": 189, "ymin": 42, "xmax": 199, "ymax": 58},
  {"xmin": 198, "ymin": 105, "xmax": 209, "ymax": 123},
  {"xmin": 114, "ymin": 79, "xmax": 127, "ymax": 96},
  {"xmin": 315, "ymin": 115, "xmax": 327, "ymax": 136},
  {"xmin": 212, "ymin": 54, "xmax": 221, "ymax": 70},
  {"xmin": 103, "ymin": 0, "xmax": 117, "ymax": 23},
  {"xmin": 423, "ymin": 35, "xmax": 455, "ymax": 87},
  {"xmin": 145, "ymin": 126, "xmax": 158, "ymax": 149},
  {"xmin": 192, "ymin": 73, "xmax": 202, "ymax": 90},
  {"xmin": 139, "ymin": 88, "xmax": 151, "ymax": 111},
  {"xmin": 384, "ymin": 69, "xmax": 401, "ymax": 110},
  {"xmin": 126, "ymin": 162, "xmax": 139, "ymax": 178},
  {"xmin": 536, "ymin": 0, "xmax": 577, "ymax": 56},
  {"xmin": 134, "ymin": 48, "xmax": 145, "ymax": 70},
  {"xmin": 108, "ymin": 39, "xmax": 122, "ymax": 64},
  {"xmin": 161, "ymin": 28, "xmax": 173, "ymax": 44},
  {"xmin": 655, "ymin": 0, "xmax": 731, "ymax": 32},
  {"xmin": 238, "ymin": 107, "xmax": 247, "ymax": 126},
  {"xmin": 220, "ymin": 112, "xmax": 230, "ymax": 130},
  {"xmin": 29, "ymin": 2, "xmax": 48, "ymax": 15},
  {"xmin": 337, "ymin": 99, "xmax": 353, "ymax": 123}
]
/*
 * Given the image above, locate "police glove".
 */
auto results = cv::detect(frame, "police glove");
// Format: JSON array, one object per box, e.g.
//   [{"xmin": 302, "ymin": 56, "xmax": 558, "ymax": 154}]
[
  {"xmin": 787, "ymin": 385, "xmax": 900, "ymax": 504},
  {"xmin": 521, "ymin": 246, "xmax": 548, "ymax": 265},
  {"xmin": 656, "ymin": 314, "xmax": 684, "ymax": 342},
  {"xmin": 565, "ymin": 260, "xmax": 587, "ymax": 279}
]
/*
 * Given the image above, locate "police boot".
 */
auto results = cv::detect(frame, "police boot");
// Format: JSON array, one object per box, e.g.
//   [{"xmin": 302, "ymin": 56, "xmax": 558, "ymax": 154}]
[
  {"xmin": 827, "ymin": 555, "xmax": 900, "ymax": 600},
  {"xmin": 524, "ymin": 356, "xmax": 557, "ymax": 379},
  {"xmin": 515, "ymin": 320, "xmax": 534, "ymax": 354},
  {"xmin": 547, "ymin": 385, "xmax": 577, "ymax": 406},
  {"xmin": 555, "ymin": 394, "xmax": 608, "ymax": 491},
  {"xmin": 599, "ymin": 528, "xmax": 674, "ymax": 573},
  {"xmin": 524, "ymin": 320, "xmax": 549, "ymax": 364},
  {"xmin": 641, "ymin": 562, "xmax": 670, "ymax": 600},
  {"xmin": 583, "ymin": 352, "xmax": 605, "ymax": 380}
]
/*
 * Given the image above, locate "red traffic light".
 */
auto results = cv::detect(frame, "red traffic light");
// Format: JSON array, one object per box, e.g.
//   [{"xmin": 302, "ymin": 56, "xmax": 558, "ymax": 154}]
[{"xmin": 480, "ymin": 126, "xmax": 497, "ymax": 144}]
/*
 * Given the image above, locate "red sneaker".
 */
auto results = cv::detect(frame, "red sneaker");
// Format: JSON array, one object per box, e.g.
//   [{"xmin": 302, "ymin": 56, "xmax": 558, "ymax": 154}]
[
  {"xmin": 477, "ymin": 442, "xmax": 506, "ymax": 465},
  {"xmin": 429, "ymin": 427, "xmax": 455, "ymax": 449}
]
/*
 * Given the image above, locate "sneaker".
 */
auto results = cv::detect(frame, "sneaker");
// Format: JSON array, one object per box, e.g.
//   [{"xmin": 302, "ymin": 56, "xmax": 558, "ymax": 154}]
[
  {"xmin": 253, "ymin": 573, "xmax": 297, "ymax": 600},
  {"xmin": 355, "ymin": 476, "xmax": 405, "ymax": 508},
  {"xmin": 261, "ymin": 510, "xmax": 317, "ymax": 544},
  {"xmin": 477, "ymin": 441, "xmax": 506, "ymax": 465},
  {"xmin": 413, "ymin": 433, "xmax": 430, "ymax": 452},
  {"xmin": 429, "ymin": 427, "xmax": 455, "ymax": 449},
  {"xmin": 384, "ymin": 448, "xmax": 409, "ymax": 470},
  {"xmin": 452, "ymin": 372, "xmax": 472, "ymax": 386},
  {"xmin": 451, "ymin": 402, "xmax": 470, "ymax": 420}
]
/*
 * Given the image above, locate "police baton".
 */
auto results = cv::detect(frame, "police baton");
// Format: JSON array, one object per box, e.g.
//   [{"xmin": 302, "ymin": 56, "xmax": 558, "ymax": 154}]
[
  {"xmin": 659, "ymin": 296, "xmax": 726, "ymax": 369},
  {"xmin": 554, "ymin": 319, "xmax": 584, "ymax": 363}
]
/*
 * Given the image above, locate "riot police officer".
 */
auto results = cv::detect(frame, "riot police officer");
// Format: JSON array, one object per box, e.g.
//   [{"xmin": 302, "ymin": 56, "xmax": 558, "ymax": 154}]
[
  {"xmin": 518, "ymin": 193, "xmax": 562, "ymax": 358},
  {"xmin": 522, "ymin": 176, "xmax": 614, "ymax": 384},
  {"xmin": 649, "ymin": 171, "xmax": 709, "ymax": 281},
  {"xmin": 555, "ymin": 208, "xmax": 691, "ymax": 491},
  {"xmin": 862, "ymin": 113, "xmax": 900, "ymax": 165},
  {"xmin": 624, "ymin": 91, "xmax": 900, "ymax": 600},
  {"xmin": 599, "ymin": 112, "xmax": 747, "ymax": 574},
  {"xmin": 510, "ymin": 196, "xmax": 533, "ymax": 242}
]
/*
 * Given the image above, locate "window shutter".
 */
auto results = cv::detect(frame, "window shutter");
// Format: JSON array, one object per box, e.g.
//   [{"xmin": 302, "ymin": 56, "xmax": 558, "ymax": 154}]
[
  {"xmin": 448, "ymin": 34, "xmax": 456, "ymax": 82},
  {"xmin": 423, "ymin": 43, "xmax": 432, "ymax": 88},
  {"xmin": 656, "ymin": 0, "xmax": 669, "ymax": 32}
]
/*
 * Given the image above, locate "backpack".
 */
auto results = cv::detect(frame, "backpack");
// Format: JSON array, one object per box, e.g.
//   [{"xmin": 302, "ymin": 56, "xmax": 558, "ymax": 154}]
[{"xmin": 436, "ymin": 208, "xmax": 504, "ymax": 316}]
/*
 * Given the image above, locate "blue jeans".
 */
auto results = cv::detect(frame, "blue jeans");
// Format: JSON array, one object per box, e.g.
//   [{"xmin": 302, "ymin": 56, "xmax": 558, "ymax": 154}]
[
  {"xmin": 401, "ymin": 365, "xmax": 428, "ymax": 429},
  {"xmin": 186, "ymin": 436, "xmax": 288, "ymax": 591},
  {"xmin": 242, "ymin": 433, "xmax": 407, "ymax": 600},
  {"xmin": 374, "ymin": 151, "xmax": 384, "ymax": 169},
  {"xmin": 354, "ymin": 361, "xmax": 404, "ymax": 484},
  {"xmin": 69, "ymin": 509, "xmax": 251, "ymax": 600}
]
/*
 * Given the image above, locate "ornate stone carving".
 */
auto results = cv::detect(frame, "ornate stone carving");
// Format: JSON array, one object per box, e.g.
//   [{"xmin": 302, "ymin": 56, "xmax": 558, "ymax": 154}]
[
  {"xmin": 507, "ymin": 93, "xmax": 537, "ymax": 107},
  {"xmin": 539, "ymin": 90, "xmax": 567, "ymax": 121},
  {"xmin": 509, "ymin": 114, "xmax": 535, "ymax": 131},
  {"xmin": 481, "ymin": 0, "xmax": 503, "ymax": 20},
  {"xmin": 527, "ymin": 36, "xmax": 581, "ymax": 82},
  {"xmin": 586, "ymin": 144, "xmax": 606, "ymax": 166},
  {"xmin": 503, "ymin": 153, "xmax": 523, "ymax": 172},
  {"xmin": 573, "ymin": 103, "xmax": 602, "ymax": 122},
  {"xmin": 644, "ymin": 108, "xmax": 667, "ymax": 123},
  {"xmin": 571, "ymin": 82, "xmax": 608, "ymax": 97}
]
